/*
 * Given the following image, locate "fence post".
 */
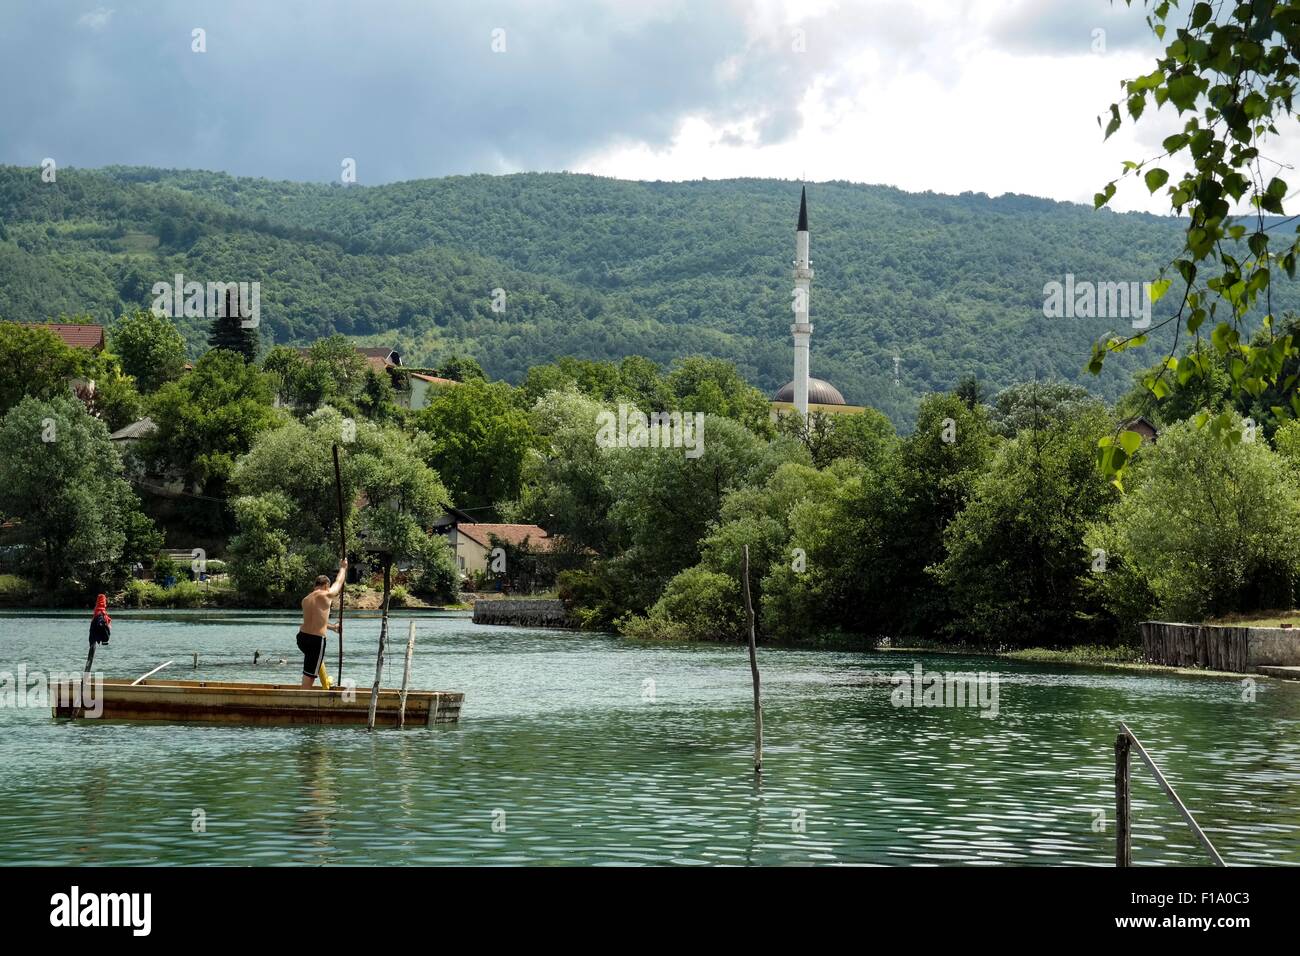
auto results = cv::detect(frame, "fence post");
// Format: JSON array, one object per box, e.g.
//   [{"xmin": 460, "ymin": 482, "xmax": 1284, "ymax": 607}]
[{"xmin": 1115, "ymin": 731, "xmax": 1132, "ymax": 867}]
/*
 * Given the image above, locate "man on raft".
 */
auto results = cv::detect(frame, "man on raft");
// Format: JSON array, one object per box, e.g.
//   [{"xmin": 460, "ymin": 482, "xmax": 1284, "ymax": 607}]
[{"xmin": 298, "ymin": 559, "xmax": 347, "ymax": 689}]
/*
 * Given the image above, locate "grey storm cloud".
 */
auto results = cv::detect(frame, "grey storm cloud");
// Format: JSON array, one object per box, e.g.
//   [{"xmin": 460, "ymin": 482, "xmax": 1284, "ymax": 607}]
[{"xmin": 0, "ymin": 0, "xmax": 827, "ymax": 182}]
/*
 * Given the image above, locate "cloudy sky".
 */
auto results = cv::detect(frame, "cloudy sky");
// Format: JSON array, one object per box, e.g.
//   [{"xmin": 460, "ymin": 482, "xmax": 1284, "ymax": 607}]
[{"xmin": 0, "ymin": 0, "xmax": 1276, "ymax": 212}]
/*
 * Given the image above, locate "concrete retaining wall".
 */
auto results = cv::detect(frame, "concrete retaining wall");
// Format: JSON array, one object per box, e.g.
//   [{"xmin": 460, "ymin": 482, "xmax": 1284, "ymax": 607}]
[
  {"xmin": 1140, "ymin": 621, "xmax": 1300, "ymax": 672},
  {"xmin": 472, "ymin": 598, "xmax": 574, "ymax": 629}
]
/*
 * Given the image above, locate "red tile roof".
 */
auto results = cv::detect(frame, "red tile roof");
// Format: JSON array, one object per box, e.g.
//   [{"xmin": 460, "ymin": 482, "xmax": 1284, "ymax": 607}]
[
  {"xmin": 356, "ymin": 347, "xmax": 399, "ymax": 373},
  {"xmin": 294, "ymin": 345, "xmax": 398, "ymax": 373},
  {"xmin": 409, "ymin": 372, "xmax": 461, "ymax": 386},
  {"xmin": 457, "ymin": 523, "xmax": 552, "ymax": 551},
  {"xmin": 31, "ymin": 323, "xmax": 105, "ymax": 350}
]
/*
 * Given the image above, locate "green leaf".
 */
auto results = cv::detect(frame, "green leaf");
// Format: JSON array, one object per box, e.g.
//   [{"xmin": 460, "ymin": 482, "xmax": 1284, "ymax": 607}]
[
  {"xmin": 1144, "ymin": 167, "xmax": 1169, "ymax": 192},
  {"xmin": 1118, "ymin": 430, "xmax": 1144, "ymax": 456}
]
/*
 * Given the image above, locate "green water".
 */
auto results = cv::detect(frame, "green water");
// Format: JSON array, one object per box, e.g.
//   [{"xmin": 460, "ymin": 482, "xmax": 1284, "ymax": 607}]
[{"xmin": 0, "ymin": 609, "xmax": 1296, "ymax": 866}]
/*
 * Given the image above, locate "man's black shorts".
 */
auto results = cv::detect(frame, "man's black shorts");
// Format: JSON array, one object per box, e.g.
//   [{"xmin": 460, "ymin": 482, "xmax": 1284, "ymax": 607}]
[{"xmin": 296, "ymin": 631, "xmax": 326, "ymax": 678}]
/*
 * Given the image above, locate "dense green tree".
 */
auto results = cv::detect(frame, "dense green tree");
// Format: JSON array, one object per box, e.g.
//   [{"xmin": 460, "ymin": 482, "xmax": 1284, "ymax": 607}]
[
  {"xmin": 79, "ymin": 351, "xmax": 144, "ymax": 432},
  {"xmin": 778, "ymin": 408, "xmax": 897, "ymax": 468},
  {"xmin": 955, "ymin": 374, "xmax": 985, "ymax": 409},
  {"xmin": 517, "ymin": 357, "xmax": 627, "ymax": 407},
  {"xmin": 434, "ymin": 354, "xmax": 486, "ymax": 382},
  {"xmin": 230, "ymin": 408, "xmax": 454, "ymax": 604},
  {"xmin": 206, "ymin": 289, "xmax": 260, "ymax": 362},
  {"xmin": 412, "ymin": 379, "xmax": 537, "ymax": 511},
  {"xmin": 110, "ymin": 309, "xmax": 186, "ymax": 393},
  {"xmin": 1086, "ymin": 414, "xmax": 1300, "ymax": 626},
  {"xmin": 989, "ymin": 381, "xmax": 1103, "ymax": 438},
  {"xmin": 262, "ymin": 336, "xmax": 369, "ymax": 415},
  {"xmin": 600, "ymin": 414, "xmax": 771, "ymax": 618},
  {"xmin": 622, "ymin": 567, "xmax": 744, "ymax": 642},
  {"xmin": 933, "ymin": 407, "xmax": 1119, "ymax": 645},
  {"xmin": 821, "ymin": 392, "xmax": 998, "ymax": 638},
  {"xmin": 0, "ymin": 396, "xmax": 155, "ymax": 590},
  {"xmin": 617, "ymin": 355, "xmax": 674, "ymax": 412},
  {"xmin": 0, "ymin": 322, "xmax": 83, "ymax": 415},
  {"xmin": 629, "ymin": 458, "xmax": 852, "ymax": 642},
  {"xmin": 0, "ymin": 320, "xmax": 141, "ymax": 430},
  {"xmin": 141, "ymin": 349, "xmax": 282, "ymax": 501},
  {"xmin": 510, "ymin": 389, "xmax": 620, "ymax": 556},
  {"xmin": 1273, "ymin": 416, "xmax": 1300, "ymax": 469},
  {"xmin": 665, "ymin": 356, "xmax": 773, "ymax": 435}
]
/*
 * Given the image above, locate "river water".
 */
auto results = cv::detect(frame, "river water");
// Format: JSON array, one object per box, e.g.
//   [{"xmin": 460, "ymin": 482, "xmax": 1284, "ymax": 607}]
[{"xmin": 0, "ymin": 609, "xmax": 1296, "ymax": 866}]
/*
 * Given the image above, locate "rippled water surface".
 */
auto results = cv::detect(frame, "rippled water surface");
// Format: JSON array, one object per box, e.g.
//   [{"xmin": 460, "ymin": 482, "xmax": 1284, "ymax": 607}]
[{"xmin": 0, "ymin": 609, "xmax": 1297, "ymax": 866}]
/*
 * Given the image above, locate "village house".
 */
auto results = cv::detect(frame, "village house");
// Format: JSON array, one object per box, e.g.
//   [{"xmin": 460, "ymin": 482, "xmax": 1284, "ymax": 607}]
[
  {"xmin": 286, "ymin": 343, "xmax": 460, "ymax": 411},
  {"xmin": 31, "ymin": 322, "xmax": 106, "ymax": 351},
  {"xmin": 1121, "ymin": 415, "xmax": 1160, "ymax": 443},
  {"xmin": 434, "ymin": 510, "xmax": 553, "ymax": 579},
  {"xmin": 22, "ymin": 322, "xmax": 107, "ymax": 405}
]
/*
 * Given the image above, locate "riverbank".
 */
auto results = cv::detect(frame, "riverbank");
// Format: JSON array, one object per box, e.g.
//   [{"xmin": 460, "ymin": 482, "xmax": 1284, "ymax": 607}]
[
  {"xmin": 884, "ymin": 641, "xmax": 1257, "ymax": 679},
  {"xmin": 0, "ymin": 574, "xmax": 466, "ymax": 612}
]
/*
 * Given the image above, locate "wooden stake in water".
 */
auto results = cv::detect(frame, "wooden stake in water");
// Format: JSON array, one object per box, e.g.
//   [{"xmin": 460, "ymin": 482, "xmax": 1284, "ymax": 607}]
[
  {"xmin": 1114, "ymin": 732, "xmax": 1131, "ymax": 867},
  {"xmin": 332, "ymin": 443, "xmax": 347, "ymax": 685},
  {"xmin": 366, "ymin": 558, "xmax": 393, "ymax": 731},
  {"xmin": 398, "ymin": 620, "xmax": 416, "ymax": 729},
  {"xmin": 742, "ymin": 545, "xmax": 762, "ymax": 774}
]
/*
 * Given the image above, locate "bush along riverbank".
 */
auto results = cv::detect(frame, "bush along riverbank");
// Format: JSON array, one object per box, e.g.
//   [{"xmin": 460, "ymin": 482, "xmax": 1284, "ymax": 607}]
[{"xmin": 0, "ymin": 573, "xmax": 462, "ymax": 611}]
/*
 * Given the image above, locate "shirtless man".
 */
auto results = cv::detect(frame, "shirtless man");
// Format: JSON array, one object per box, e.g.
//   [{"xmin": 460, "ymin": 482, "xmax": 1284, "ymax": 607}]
[{"xmin": 298, "ymin": 559, "xmax": 347, "ymax": 688}]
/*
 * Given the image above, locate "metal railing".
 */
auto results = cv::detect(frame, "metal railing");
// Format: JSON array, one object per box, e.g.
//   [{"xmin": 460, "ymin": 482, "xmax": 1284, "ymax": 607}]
[{"xmin": 1114, "ymin": 721, "xmax": 1225, "ymax": 867}]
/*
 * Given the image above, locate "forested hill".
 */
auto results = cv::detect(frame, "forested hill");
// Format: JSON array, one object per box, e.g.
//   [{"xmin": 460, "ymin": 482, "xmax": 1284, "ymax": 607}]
[{"xmin": 2, "ymin": 165, "xmax": 1288, "ymax": 424}]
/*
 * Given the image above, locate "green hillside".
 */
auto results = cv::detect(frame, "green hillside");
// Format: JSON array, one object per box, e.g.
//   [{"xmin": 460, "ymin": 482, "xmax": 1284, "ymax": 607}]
[{"xmin": 2, "ymin": 165, "xmax": 1289, "ymax": 425}]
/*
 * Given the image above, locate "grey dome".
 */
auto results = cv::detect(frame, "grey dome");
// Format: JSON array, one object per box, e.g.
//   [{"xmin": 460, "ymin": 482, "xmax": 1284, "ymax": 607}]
[{"xmin": 772, "ymin": 378, "xmax": 846, "ymax": 405}]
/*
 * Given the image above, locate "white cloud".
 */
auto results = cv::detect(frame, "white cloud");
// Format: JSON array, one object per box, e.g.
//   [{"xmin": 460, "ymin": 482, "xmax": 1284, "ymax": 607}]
[
  {"xmin": 75, "ymin": 7, "xmax": 114, "ymax": 32},
  {"xmin": 574, "ymin": 0, "xmax": 1300, "ymax": 214}
]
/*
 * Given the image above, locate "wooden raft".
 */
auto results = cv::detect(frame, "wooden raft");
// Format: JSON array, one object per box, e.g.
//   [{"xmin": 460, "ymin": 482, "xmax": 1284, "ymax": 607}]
[{"xmin": 50, "ymin": 678, "xmax": 463, "ymax": 728}]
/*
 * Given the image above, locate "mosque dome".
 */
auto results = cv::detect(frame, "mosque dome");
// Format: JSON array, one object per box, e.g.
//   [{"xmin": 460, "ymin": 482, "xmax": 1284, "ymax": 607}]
[{"xmin": 772, "ymin": 378, "xmax": 846, "ymax": 406}]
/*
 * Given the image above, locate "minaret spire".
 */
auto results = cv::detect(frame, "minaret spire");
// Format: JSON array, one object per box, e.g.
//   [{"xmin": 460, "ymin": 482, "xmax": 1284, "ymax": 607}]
[{"xmin": 791, "ymin": 187, "xmax": 813, "ymax": 418}]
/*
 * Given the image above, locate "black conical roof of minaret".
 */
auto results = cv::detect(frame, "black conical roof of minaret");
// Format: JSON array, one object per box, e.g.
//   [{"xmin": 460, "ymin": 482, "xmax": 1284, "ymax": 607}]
[{"xmin": 797, "ymin": 186, "xmax": 808, "ymax": 232}]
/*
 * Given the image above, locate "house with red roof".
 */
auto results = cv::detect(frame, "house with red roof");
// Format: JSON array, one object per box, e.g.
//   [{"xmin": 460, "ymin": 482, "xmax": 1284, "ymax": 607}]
[
  {"xmin": 28, "ymin": 323, "xmax": 105, "ymax": 350},
  {"xmin": 408, "ymin": 371, "xmax": 461, "ymax": 410},
  {"xmin": 447, "ymin": 521, "xmax": 553, "ymax": 577}
]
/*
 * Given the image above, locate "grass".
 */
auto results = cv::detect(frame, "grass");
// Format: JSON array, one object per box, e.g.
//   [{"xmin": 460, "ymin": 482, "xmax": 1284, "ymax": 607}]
[
  {"xmin": 1002, "ymin": 644, "xmax": 1143, "ymax": 665},
  {"xmin": 1204, "ymin": 609, "xmax": 1300, "ymax": 629},
  {"xmin": 0, "ymin": 573, "xmax": 34, "ymax": 605}
]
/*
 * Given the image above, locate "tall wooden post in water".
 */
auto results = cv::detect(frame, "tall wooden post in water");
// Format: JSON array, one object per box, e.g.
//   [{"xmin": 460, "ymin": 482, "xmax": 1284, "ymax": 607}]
[
  {"xmin": 366, "ymin": 556, "xmax": 394, "ymax": 731},
  {"xmin": 742, "ymin": 545, "xmax": 762, "ymax": 774},
  {"xmin": 1115, "ymin": 732, "xmax": 1132, "ymax": 866},
  {"xmin": 398, "ymin": 620, "xmax": 416, "ymax": 729},
  {"xmin": 332, "ymin": 444, "xmax": 347, "ymax": 684}
]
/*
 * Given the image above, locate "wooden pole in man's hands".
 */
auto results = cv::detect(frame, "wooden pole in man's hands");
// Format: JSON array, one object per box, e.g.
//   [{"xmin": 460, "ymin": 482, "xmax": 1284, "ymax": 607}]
[
  {"xmin": 333, "ymin": 443, "xmax": 347, "ymax": 684},
  {"xmin": 742, "ymin": 545, "xmax": 762, "ymax": 774}
]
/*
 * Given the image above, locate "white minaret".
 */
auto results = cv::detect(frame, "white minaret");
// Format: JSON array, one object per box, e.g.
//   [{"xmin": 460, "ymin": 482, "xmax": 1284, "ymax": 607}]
[{"xmin": 791, "ymin": 187, "xmax": 813, "ymax": 418}]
